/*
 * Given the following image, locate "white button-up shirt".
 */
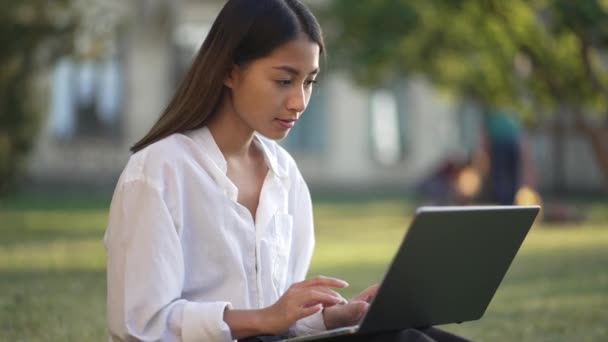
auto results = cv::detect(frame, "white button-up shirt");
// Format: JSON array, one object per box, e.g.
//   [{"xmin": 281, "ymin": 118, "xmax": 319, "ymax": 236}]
[{"xmin": 105, "ymin": 127, "xmax": 326, "ymax": 342}]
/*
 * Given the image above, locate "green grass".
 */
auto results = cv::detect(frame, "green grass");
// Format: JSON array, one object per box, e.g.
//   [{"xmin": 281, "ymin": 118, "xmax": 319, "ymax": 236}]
[{"xmin": 1, "ymin": 195, "xmax": 607, "ymax": 341}]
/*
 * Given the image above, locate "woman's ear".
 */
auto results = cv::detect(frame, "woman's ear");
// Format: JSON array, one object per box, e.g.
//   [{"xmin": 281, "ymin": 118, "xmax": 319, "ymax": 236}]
[{"xmin": 224, "ymin": 64, "xmax": 240, "ymax": 89}]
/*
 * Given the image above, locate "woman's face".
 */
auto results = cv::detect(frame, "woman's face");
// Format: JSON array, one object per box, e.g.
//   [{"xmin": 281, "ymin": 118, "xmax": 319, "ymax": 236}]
[{"xmin": 225, "ymin": 34, "xmax": 320, "ymax": 140}]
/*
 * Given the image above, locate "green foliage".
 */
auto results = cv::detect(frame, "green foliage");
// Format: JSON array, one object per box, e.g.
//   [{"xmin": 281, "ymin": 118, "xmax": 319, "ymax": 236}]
[
  {"xmin": 322, "ymin": 1, "xmax": 419, "ymax": 85},
  {"xmin": 326, "ymin": 0, "xmax": 608, "ymax": 119},
  {"xmin": 0, "ymin": 1, "xmax": 75, "ymax": 194},
  {"xmin": 325, "ymin": 0, "xmax": 608, "ymax": 186}
]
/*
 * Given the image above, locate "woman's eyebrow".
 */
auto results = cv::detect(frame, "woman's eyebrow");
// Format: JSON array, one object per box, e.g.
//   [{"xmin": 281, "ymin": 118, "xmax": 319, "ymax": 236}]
[{"xmin": 272, "ymin": 65, "xmax": 319, "ymax": 76}]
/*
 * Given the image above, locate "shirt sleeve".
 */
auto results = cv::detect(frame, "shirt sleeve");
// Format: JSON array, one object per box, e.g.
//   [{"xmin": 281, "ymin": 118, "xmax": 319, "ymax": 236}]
[
  {"xmin": 287, "ymin": 174, "xmax": 328, "ymax": 336},
  {"xmin": 105, "ymin": 178, "xmax": 234, "ymax": 342}
]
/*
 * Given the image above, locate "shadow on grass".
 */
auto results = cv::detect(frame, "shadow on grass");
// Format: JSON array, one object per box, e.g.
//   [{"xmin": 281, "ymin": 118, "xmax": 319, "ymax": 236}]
[
  {"xmin": 502, "ymin": 245, "xmax": 608, "ymax": 297},
  {"xmin": 0, "ymin": 192, "xmax": 112, "ymax": 211},
  {"xmin": 0, "ymin": 269, "xmax": 107, "ymax": 341}
]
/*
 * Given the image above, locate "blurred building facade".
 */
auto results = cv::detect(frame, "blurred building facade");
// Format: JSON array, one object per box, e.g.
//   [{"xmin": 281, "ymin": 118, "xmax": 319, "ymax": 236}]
[{"xmin": 26, "ymin": 0, "xmax": 605, "ymax": 194}]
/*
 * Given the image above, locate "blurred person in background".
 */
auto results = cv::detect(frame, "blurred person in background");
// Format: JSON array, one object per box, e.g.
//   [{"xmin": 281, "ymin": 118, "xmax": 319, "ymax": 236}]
[
  {"xmin": 103, "ymin": 0, "xmax": 474, "ymax": 342},
  {"xmin": 473, "ymin": 108, "xmax": 538, "ymax": 206}
]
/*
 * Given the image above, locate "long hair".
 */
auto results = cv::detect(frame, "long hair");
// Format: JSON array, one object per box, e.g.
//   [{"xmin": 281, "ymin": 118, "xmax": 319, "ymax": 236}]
[{"xmin": 130, "ymin": 0, "xmax": 325, "ymax": 153}]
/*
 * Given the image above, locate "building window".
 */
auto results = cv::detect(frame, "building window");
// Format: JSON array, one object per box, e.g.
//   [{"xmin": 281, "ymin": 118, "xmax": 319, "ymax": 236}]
[
  {"xmin": 48, "ymin": 44, "xmax": 125, "ymax": 141},
  {"xmin": 369, "ymin": 87, "xmax": 407, "ymax": 165}
]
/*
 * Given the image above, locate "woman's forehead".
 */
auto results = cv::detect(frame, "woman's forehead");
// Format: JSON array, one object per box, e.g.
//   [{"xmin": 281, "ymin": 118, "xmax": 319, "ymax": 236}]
[{"xmin": 259, "ymin": 36, "xmax": 320, "ymax": 73}]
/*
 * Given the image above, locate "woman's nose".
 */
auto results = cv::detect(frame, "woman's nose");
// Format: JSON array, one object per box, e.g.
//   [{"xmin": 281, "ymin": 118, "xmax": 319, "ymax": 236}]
[{"xmin": 286, "ymin": 86, "xmax": 307, "ymax": 113}]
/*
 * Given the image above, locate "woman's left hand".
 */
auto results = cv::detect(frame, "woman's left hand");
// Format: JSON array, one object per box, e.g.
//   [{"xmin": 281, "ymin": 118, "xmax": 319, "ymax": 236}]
[{"xmin": 322, "ymin": 284, "xmax": 379, "ymax": 330}]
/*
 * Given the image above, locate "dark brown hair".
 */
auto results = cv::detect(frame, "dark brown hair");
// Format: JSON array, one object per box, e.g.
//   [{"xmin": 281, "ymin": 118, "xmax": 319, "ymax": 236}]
[{"xmin": 130, "ymin": 0, "xmax": 325, "ymax": 152}]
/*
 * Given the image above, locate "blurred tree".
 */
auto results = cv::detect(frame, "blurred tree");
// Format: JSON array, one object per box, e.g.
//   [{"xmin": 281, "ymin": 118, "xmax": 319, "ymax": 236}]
[
  {"xmin": 325, "ymin": 0, "xmax": 608, "ymax": 190},
  {"xmin": 0, "ymin": 1, "xmax": 75, "ymax": 194}
]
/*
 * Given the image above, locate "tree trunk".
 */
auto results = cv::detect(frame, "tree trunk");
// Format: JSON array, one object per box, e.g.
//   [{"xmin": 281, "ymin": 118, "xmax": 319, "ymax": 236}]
[
  {"xmin": 575, "ymin": 114, "xmax": 608, "ymax": 190},
  {"xmin": 552, "ymin": 108, "xmax": 567, "ymax": 193}
]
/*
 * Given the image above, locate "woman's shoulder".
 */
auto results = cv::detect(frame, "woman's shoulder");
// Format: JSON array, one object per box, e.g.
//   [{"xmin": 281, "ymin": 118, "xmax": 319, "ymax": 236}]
[{"xmin": 118, "ymin": 133, "xmax": 199, "ymax": 187}]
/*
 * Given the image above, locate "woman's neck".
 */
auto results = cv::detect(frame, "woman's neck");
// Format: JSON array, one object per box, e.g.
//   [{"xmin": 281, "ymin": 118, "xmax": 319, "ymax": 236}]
[{"xmin": 207, "ymin": 98, "xmax": 256, "ymax": 159}]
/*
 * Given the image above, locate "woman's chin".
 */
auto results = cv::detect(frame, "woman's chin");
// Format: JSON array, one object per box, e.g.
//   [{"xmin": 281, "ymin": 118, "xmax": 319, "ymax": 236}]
[{"xmin": 258, "ymin": 128, "xmax": 290, "ymax": 141}]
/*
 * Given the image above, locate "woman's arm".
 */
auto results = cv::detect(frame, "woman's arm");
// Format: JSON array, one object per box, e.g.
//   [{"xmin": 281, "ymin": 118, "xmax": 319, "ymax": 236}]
[
  {"xmin": 223, "ymin": 309, "xmax": 266, "ymax": 339},
  {"xmin": 106, "ymin": 179, "xmax": 232, "ymax": 342}
]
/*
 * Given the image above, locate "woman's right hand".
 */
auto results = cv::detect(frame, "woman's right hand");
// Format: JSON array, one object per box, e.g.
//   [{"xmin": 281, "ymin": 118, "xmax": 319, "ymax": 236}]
[{"xmin": 260, "ymin": 275, "xmax": 349, "ymax": 335}]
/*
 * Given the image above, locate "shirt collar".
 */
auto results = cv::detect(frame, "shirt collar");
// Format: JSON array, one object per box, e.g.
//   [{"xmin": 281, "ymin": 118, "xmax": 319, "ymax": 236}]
[
  {"xmin": 192, "ymin": 126, "xmax": 287, "ymax": 179},
  {"xmin": 254, "ymin": 132, "xmax": 288, "ymax": 179},
  {"xmin": 194, "ymin": 126, "xmax": 228, "ymax": 174}
]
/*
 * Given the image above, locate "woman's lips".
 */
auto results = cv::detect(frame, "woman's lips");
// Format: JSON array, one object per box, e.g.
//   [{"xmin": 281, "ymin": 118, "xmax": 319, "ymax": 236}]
[{"xmin": 276, "ymin": 119, "xmax": 296, "ymax": 129}]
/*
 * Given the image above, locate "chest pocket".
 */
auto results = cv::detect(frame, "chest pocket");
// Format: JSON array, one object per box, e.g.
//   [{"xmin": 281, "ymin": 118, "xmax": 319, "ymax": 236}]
[{"xmin": 265, "ymin": 213, "xmax": 293, "ymax": 297}]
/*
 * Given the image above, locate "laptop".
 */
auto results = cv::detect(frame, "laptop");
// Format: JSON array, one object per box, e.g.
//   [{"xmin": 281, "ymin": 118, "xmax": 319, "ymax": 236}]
[{"xmin": 281, "ymin": 205, "xmax": 540, "ymax": 341}]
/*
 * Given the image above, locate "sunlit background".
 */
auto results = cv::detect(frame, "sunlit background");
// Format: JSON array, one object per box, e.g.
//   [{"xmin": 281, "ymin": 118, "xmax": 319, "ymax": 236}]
[{"xmin": 1, "ymin": 0, "xmax": 607, "ymax": 341}]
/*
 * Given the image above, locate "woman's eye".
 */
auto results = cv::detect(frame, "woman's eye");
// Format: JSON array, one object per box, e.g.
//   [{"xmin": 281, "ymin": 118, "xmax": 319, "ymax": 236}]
[
  {"xmin": 304, "ymin": 79, "xmax": 317, "ymax": 87},
  {"xmin": 276, "ymin": 80, "xmax": 292, "ymax": 86}
]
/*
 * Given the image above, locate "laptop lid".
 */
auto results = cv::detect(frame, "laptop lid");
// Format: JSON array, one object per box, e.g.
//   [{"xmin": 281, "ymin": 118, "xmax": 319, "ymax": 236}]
[{"xmin": 357, "ymin": 205, "xmax": 540, "ymax": 335}]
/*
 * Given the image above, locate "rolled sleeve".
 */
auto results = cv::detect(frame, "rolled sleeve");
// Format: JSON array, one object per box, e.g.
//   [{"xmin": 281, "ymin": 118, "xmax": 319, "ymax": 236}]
[{"xmin": 182, "ymin": 301, "xmax": 234, "ymax": 342}]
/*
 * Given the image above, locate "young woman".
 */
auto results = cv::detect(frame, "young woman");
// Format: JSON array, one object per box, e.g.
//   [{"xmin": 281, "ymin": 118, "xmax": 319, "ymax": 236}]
[{"xmin": 105, "ymin": 1, "xmax": 474, "ymax": 341}]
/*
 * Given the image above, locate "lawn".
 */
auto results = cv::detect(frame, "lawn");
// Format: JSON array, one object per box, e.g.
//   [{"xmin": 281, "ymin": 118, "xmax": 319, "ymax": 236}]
[{"xmin": 1, "ymin": 194, "xmax": 607, "ymax": 341}]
